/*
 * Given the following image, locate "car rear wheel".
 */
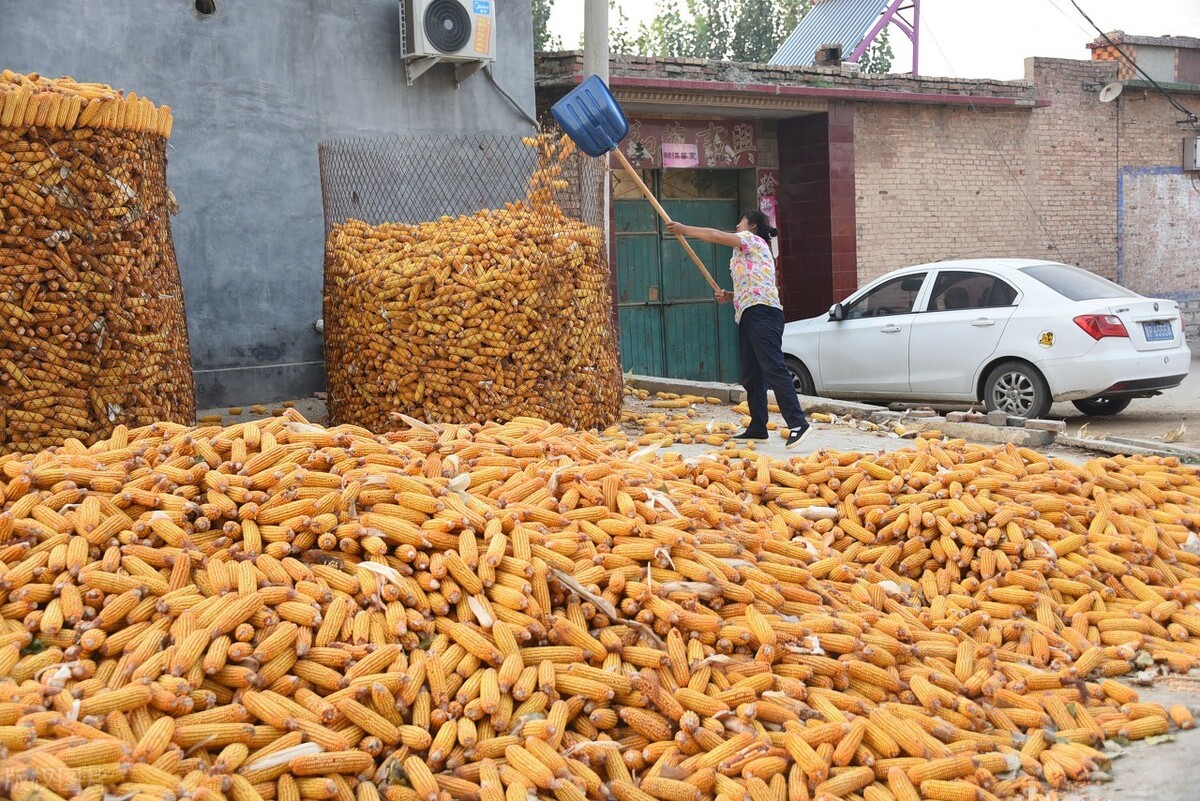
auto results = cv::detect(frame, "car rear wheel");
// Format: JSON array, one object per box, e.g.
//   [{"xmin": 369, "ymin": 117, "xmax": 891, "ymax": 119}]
[
  {"xmin": 785, "ymin": 357, "xmax": 815, "ymax": 397},
  {"xmin": 983, "ymin": 360, "xmax": 1052, "ymax": 419},
  {"xmin": 1071, "ymin": 397, "xmax": 1132, "ymax": 417}
]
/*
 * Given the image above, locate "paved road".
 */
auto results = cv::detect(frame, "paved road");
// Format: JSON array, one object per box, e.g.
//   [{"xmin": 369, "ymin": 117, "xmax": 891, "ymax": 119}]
[
  {"xmin": 895, "ymin": 355, "xmax": 1199, "ymax": 448},
  {"xmin": 1059, "ymin": 682, "xmax": 1200, "ymax": 801},
  {"xmin": 750, "ymin": 354, "xmax": 1200, "ymax": 457},
  {"xmin": 1046, "ymin": 354, "xmax": 1200, "ymax": 448}
]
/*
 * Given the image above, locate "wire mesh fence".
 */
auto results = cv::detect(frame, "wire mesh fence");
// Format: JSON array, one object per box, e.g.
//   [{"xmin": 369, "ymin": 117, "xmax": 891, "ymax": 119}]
[{"xmin": 318, "ymin": 129, "xmax": 607, "ymax": 232}]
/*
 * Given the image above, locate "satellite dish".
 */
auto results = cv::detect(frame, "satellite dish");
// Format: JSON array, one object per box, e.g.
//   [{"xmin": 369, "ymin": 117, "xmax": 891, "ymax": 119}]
[{"xmin": 1099, "ymin": 82, "xmax": 1124, "ymax": 103}]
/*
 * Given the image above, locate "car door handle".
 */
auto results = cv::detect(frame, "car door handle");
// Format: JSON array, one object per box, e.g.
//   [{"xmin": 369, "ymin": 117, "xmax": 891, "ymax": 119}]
[
  {"xmin": 880, "ymin": 325, "xmax": 902, "ymax": 334},
  {"xmin": 971, "ymin": 318, "xmax": 995, "ymax": 327}
]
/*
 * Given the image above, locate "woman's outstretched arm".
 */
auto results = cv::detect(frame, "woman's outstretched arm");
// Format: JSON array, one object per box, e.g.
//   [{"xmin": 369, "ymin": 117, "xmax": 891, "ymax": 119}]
[{"xmin": 665, "ymin": 221, "xmax": 742, "ymax": 248}]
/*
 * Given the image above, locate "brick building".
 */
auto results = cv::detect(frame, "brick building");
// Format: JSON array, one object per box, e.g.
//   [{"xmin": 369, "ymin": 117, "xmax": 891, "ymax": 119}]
[
  {"xmin": 1088, "ymin": 31, "xmax": 1200, "ymax": 84},
  {"xmin": 535, "ymin": 32, "xmax": 1200, "ymax": 382}
]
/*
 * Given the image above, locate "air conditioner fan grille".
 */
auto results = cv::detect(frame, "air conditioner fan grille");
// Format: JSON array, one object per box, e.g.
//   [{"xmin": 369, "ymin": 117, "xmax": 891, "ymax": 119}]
[{"xmin": 423, "ymin": 0, "xmax": 471, "ymax": 54}]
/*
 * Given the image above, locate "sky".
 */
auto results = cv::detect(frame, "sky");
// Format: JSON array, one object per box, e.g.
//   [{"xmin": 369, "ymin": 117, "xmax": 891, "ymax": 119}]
[{"xmin": 548, "ymin": 0, "xmax": 1200, "ymax": 80}]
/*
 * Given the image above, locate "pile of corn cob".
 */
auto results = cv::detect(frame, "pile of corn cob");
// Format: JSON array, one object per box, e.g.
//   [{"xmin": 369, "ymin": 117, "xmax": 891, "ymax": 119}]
[
  {"xmin": 323, "ymin": 134, "xmax": 622, "ymax": 434},
  {"xmin": 0, "ymin": 71, "xmax": 174, "ymax": 136},
  {"xmin": 1, "ymin": 411, "xmax": 1198, "ymax": 801},
  {"xmin": 0, "ymin": 71, "xmax": 194, "ymax": 454}
]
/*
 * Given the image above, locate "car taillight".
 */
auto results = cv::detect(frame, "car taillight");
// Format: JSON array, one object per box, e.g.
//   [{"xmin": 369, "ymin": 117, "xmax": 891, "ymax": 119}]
[{"xmin": 1073, "ymin": 314, "xmax": 1128, "ymax": 340}]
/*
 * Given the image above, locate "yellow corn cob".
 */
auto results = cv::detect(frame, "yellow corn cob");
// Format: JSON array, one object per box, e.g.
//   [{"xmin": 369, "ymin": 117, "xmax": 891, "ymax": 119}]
[
  {"xmin": 504, "ymin": 743, "xmax": 557, "ymax": 790},
  {"xmin": 813, "ymin": 766, "xmax": 875, "ymax": 798},
  {"xmin": 919, "ymin": 780, "xmax": 982, "ymax": 801},
  {"xmin": 1119, "ymin": 715, "xmax": 1170, "ymax": 740},
  {"xmin": 611, "ymin": 781, "xmax": 658, "ymax": 801},
  {"xmin": 639, "ymin": 777, "xmax": 700, "ymax": 801},
  {"xmin": 1169, "ymin": 705, "xmax": 1194, "ymax": 730}
]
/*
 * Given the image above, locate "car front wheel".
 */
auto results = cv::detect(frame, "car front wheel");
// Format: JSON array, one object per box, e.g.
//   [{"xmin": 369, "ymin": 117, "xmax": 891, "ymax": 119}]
[
  {"xmin": 1071, "ymin": 397, "xmax": 1132, "ymax": 417},
  {"xmin": 983, "ymin": 360, "xmax": 1052, "ymax": 419},
  {"xmin": 785, "ymin": 357, "xmax": 816, "ymax": 397}
]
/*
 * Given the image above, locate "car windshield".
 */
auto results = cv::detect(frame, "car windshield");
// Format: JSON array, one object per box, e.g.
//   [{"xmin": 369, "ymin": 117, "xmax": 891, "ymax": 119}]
[{"xmin": 1020, "ymin": 263, "xmax": 1137, "ymax": 301}]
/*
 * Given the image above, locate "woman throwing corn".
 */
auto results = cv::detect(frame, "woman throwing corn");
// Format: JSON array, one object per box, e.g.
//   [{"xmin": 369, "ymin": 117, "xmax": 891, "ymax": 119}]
[{"xmin": 666, "ymin": 210, "xmax": 812, "ymax": 450}]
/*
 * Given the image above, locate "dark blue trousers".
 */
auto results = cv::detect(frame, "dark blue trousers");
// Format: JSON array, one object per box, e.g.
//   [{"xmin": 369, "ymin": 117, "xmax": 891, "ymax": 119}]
[{"xmin": 738, "ymin": 304, "xmax": 808, "ymax": 433}]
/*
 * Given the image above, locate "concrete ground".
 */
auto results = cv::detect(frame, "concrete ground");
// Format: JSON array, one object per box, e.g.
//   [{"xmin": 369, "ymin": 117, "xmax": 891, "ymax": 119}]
[
  {"xmin": 197, "ymin": 393, "xmax": 1004, "ymax": 463},
  {"xmin": 196, "ymin": 376, "xmax": 1200, "ymax": 799},
  {"xmin": 1059, "ymin": 681, "xmax": 1200, "ymax": 801},
  {"xmin": 197, "ymin": 396, "xmax": 330, "ymax": 428},
  {"xmin": 622, "ymin": 356, "xmax": 1200, "ymax": 462},
  {"xmin": 941, "ymin": 354, "xmax": 1200, "ymax": 450}
]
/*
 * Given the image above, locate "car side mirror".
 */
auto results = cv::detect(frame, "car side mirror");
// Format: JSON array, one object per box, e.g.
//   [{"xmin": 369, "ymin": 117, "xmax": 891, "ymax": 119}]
[{"xmin": 828, "ymin": 303, "xmax": 844, "ymax": 322}]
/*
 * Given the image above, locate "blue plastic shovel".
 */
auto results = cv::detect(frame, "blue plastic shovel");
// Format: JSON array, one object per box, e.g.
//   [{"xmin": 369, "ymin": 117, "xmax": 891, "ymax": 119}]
[{"xmin": 551, "ymin": 75, "xmax": 721, "ymax": 292}]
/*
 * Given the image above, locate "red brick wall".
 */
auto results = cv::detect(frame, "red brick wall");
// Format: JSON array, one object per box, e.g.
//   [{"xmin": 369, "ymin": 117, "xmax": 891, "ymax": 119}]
[
  {"xmin": 851, "ymin": 102, "xmax": 1044, "ymax": 285},
  {"xmin": 1117, "ymin": 87, "xmax": 1196, "ymax": 169},
  {"xmin": 1028, "ymin": 59, "xmax": 1120, "ymax": 280},
  {"xmin": 852, "ymin": 57, "xmax": 1197, "ymax": 342},
  {"xmin": 777, "ymin": 114, "xmax": 834, "ymax": 319},
  {"xmin": 853, "ymin": 58, "xmax": 1120, "ymax": 282}
]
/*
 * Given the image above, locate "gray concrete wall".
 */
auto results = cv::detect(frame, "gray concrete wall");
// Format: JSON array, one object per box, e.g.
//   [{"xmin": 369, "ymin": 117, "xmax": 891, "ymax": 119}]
[
  {"xmin": 0, "ymin": 0, "xmax": 536, "ymax": 406},
  {"xmin": 1132, "ymin": 45, "xmax": 1178, "ymax": 84}
]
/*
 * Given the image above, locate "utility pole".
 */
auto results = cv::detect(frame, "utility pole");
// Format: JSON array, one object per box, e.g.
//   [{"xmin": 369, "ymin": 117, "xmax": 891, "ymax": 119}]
[
  {"xmin": 583, "ymin": 0, "xmax": 610, "ymax": 264},
  {"xmin": 583, "ymin": 0, "xmax": 609, "ymax": 82}
]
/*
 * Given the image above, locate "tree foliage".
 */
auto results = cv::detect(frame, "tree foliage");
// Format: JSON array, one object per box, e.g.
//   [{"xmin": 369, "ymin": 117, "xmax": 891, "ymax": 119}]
[
  {"xmin": 609, "ymin": 1, "xmax": 640, "ymax": 55},
  {"xmin": 729, "ymin": 0, "xmax": 783, "ymax": 63},
  {"xmin": 532, "ymin": 0, "xmax": 562, "ymax": 51},
  {"xmin": 859, "ymin": 28, "xmax": 894, "ymax": 74}
]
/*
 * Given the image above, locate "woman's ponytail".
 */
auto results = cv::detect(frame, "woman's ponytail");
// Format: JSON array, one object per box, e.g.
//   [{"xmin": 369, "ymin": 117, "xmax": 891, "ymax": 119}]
[{"xmin": 741, "ymin": 209, "xmax": 776, "ymax": 242}]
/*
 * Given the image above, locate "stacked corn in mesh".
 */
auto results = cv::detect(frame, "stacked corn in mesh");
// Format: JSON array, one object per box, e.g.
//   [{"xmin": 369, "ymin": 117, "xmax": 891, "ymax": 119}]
[
  {"xmin": 0, "ymin": 71, "xmax": 194, "ymax": 454},
  {"xmin": 323, "ymin": 134, "xmax": 622, "ymax": 432}
]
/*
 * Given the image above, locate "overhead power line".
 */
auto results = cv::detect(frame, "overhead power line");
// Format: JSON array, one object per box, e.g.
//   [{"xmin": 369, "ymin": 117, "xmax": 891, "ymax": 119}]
[{"xmin": 1042, "ymin": 0, "xmax": 1095, "ymax": 39}]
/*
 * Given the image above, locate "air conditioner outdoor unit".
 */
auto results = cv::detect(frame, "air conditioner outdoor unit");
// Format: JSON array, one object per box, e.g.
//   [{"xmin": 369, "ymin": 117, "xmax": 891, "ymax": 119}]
[{"xmin": 401, "ymin": 0, "xmax": 496, "ymax": 86}]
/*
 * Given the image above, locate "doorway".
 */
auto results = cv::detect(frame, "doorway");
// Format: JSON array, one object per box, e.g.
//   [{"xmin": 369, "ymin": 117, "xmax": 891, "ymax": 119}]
[{"xmin": 613, "ymin": 169, "xmax": 746, "ymax": 382}]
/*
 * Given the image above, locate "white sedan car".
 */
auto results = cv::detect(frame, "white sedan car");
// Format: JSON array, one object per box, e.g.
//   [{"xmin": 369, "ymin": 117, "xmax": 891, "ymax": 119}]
[{"xmin": 781, "ymin": 259, "xmax": 1191, "ymax": 419}]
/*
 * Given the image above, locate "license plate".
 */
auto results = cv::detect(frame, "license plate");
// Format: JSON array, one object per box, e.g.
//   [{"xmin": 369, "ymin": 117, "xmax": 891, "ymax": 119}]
[{"xmin": 1143, "ymin": 320, "xmax": 1173, "ymax": 341}]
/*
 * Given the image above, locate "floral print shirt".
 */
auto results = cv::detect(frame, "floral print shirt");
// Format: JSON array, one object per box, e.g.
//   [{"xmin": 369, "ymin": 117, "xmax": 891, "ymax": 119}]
[{"xmin": 730, "ymin": 231, "xmax": 783, "ymax": 323}]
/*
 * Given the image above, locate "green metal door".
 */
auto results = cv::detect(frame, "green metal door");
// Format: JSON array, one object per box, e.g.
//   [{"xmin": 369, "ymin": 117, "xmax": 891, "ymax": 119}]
[
  {"xmin": 615, "ymin": 200, "xmax": 665, "ymax": 376},
  {"xmin": 615, "ymin": 172, "xmax": 740, "ymax": 383},
  {"xmin": 661, "ymin": 199, "xmax": 739, "ymax": 383}
]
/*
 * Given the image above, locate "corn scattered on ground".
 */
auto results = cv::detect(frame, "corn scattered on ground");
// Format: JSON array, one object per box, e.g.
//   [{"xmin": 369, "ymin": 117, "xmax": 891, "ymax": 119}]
[
  {"xmin": 616, "ymin": 388, "xmax": 935, "ymax": 451},
  {"xmin": 0, "ymin": 71, "xmax": 193, "ymax": 455},
  {"xmin": 0, "ymin": 409, "xmax": 1198, "ymax": 801}
]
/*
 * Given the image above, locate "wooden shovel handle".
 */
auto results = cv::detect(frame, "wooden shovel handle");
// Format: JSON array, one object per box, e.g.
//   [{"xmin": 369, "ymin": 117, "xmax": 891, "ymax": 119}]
[{"xmin": 611, "ymin": 149, "xmax": 722, "ymax": 293}]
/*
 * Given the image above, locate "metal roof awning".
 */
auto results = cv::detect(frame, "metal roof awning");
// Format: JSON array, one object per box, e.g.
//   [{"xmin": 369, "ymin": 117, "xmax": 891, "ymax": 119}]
[{"xmin": 770, "ymin": 0, "xmax": 920, "ymax": 75}]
